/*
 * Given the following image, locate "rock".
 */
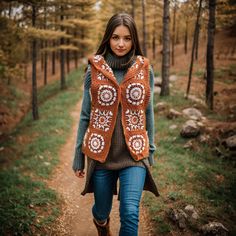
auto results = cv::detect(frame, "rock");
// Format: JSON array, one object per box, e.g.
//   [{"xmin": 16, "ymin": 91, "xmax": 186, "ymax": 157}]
[
  {"xmin": 184, "ymin": 205, "xmax": 199, "ymax": 220},
  {"xmin": 181, "ymin": 120, "xmax": 200, "ymax": 138},
  {"xmin": 169, "ymin": 75, "xmax": 178, "ymax": 81},
  {"xmin": 168, "ymin": 208, "xmax": 188, "ymax": 229},
  {"xmin": 201, "ymin": 222, "xmax": 229, "ymax": 236},
  {"xmin": 155, "ymin": 102, "xmax": 168, "ymax": 111},
  {"xmin": 169, "ymin": 125, "xmax": 178, "ymax": 130},
  {"xmin": 224, "ymin": 135, "xmax": 236, "ymax": 150},
  {"xmin": 183, "ymin": 140, "xmax": 194, "ymax": 149},
  {"xmin": 167, "ymin": 109, "xmax": 182, "ymax": 119},
  {"xmin": 182, "ymin": 108, "xmax": 203, "ymax": 120},
  {"xmin": 197, "ymin": 122, "xmax": 204, "ymax": 127},
  {"xmin": 154, "ymin": 77, "xmax": 162, "ymax": 86},
  {"xmin": 44, "ymin": 161, "xmax": 50, "ymax": 166},
  {"xmin": 154, "ymin": 86, "xmax": 161, "ymax": 94},
  {"xmin": 199, "ymin": 134, "xmax": 211, "ymax": 143},
  {"xmin": 184, "ymin": 205, "xmax": 195, "ymax": 214},
  {"xmin": 189, "ymin": 115, "xmax": 199, "ymax": 121},
  {"xmin": 187, "ymin": 95, "xmax": 206, "ymax": 107},
  {"xmin": 192, "ymin": 212, "xmax": 199, "ymax": 220}
]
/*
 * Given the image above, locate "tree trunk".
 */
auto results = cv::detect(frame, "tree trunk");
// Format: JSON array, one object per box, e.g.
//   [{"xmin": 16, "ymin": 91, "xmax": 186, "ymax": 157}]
[
  {"xmin": 152, "ymin": 17, "xmax": 157, "ymax": 60},
  {"xmin": 8, "ymin": 2, "xmax": 12, "ymax": 18},
  {"xmin": 142, "ymin": 0, "xmax": 147, "ymax": 56},
  {"xmin": 74, "ymin": 31, "xmax": 78, "ymax": 68},
  {"xmin": 40, "ymin": 40, "xmax": 44, "ymax": 72},
  {"xmin": 66, "ymin": 15, "xmax": 70, "ymax": 73},
  {"xmin": 195, "ymin": 25, "xmax": 200, "ymax": 60},
  {"xmin": 32, "ymin": 4, "xmax": 39, "ymax": 120},
  {"xmin": 81, "ymin": 28, "xmax": 85, "ymax": 58},
  {"xmin": 66, "ymin": 49, "xmax": 70, "ymax": 73},
  {"xmin": 131, "ymin": 0, "xmax": 135, "ymax": 19},
  {"xmin": 60, "ymin": 6, "xmax": 66, "ymax": 90},
  {"xmin": 44, "ymin": 5, "xmax": 47, "ymax": 85},
  {"xmin": 206, "ymin": 0, "xmax": 216, "ymax": 110},
  {"xmin": 52, "ymin": 40, "xmax": 56, "ymax": 75},
  {"xmin": 184, "ymin": 19, "xmax": 188, "ymax": 54},
  {"xmin": 74, "ymin": 52, "xmax": 78, "ymax": 68},
  {"xmin": 44, "ymin": 46, "xmax": 48, "ymax": 85},
  {"xmin": 152, "ymin": 30, "xmax": 156, "ymax": 60},
  {"xmin": 23, "ymin": 63, "xmax": 28, "ymax": 83},
  {"xmin": 176, "ymin": 19, "xmax": 180, "ymax": 44},
  {"xmin": 171, "ymin": 0, "xmax": 177, "ymax": 66},
  {"xmin": 186, "ymin": 0, "xmax": 202, "ymax": 98},
  {"xmin": 160, "ymin": 0, "xmax": 170, "ymax": 96}
]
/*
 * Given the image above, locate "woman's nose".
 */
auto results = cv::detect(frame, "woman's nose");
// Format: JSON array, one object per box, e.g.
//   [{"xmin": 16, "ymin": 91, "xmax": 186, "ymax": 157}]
[{"xmin": 118, "ymin": 39, "xmax": 124, "ymax": 47}]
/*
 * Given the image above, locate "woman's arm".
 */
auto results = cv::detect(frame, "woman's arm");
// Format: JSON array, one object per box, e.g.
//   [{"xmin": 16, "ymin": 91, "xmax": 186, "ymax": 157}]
[
  {"xmin": 72, "ymin": 66, "xmax": 91, "ymax": 171},
  {"xmin": 146, "ymin": 66, "xmax": 157, "ymax": 166}
]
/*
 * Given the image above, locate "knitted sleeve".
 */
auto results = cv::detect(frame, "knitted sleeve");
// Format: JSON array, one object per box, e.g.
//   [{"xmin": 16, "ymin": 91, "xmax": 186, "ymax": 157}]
[
  {"xmin": 72, "ymin": 65, "xmax": 91, "ymax": 171},
  {"xmin": 146, "ymin": 66, "xmax": 157, "ymax": 166}
]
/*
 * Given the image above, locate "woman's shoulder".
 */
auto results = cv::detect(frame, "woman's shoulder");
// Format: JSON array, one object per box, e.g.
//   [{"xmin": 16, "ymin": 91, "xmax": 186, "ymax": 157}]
[
  {"xmin": 135, "ymin": 55, "xmax": 150, "ymax": 65},
  {"xmin": 88, "ymin": 54, "xmax": 105, "ymax": 64}
]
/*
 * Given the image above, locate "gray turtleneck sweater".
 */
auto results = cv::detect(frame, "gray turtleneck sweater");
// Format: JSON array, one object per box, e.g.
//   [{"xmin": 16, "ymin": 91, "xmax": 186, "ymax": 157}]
[{"xmin": 73, "ymin": 53, "xmax": 156, "ymax": 171}]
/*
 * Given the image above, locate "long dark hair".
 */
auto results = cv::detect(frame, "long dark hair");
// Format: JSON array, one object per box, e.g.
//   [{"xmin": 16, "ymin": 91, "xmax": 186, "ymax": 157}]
[{"xmin": 96, "ymin": 13, "xmax": 143, "ymax": 57}]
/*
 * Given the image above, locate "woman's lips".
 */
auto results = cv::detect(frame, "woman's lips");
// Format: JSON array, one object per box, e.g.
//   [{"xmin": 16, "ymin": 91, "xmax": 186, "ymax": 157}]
[{"xmin": 117, "ymin": 49, "xmax": 126, "ymax": 52}]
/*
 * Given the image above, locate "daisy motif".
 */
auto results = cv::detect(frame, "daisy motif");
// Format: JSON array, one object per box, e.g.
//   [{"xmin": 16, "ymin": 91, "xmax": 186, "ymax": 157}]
[
  {"xmin": 98, "ymin": 85, "xmax": 117, "ymax": 106},
  {"xmin": 92, "ymin": 109, "xmax": 113, "ymax": 132},
  {"xmin": 137, "ymin": 56, "xmax": 144, "ymax": 64},
  {"xmin": 97, "ymin": 72, "xmax": 108, "ymax": 81},
  {"xmin": 128, "ymin": 134, "xmax": 146, "ymax": 154},
  {"xmin": 126, "ymin": 83, "xmax": 145, "ymax": 105},
  {"xmin": 88, "ymin": 133, "xmax": 105, "ymax": 153},
  {"xmin": 135, "ymin": 70, "xmax": 144, "ymax": 80},
  {"xmin": 125, "ymin": 109, "xmax": 144, "ymax": 131},
  {"xmin": 94, "ymin": 55, "xmax": 102, "ymax": 63}
]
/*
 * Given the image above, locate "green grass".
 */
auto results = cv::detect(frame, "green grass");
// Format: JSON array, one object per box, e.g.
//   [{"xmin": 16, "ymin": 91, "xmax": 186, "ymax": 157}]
[
  {"xmin": 176, "ymin": 71, "xmax": 188, "ymax": 76},
  {"xmin": 0, "ymin": 84, "xmax": 27, "ymax": 115},
  {"xmin": 193, "ymin": 69, "xmax": 205, "ymax": 78},
  {"xmin": 154, "ymin": 70, "xmax": 160, "ymax": 77},
  {"xmin": 144, "ymin": 92, "xmax": 236, "ymax": 235},
  {"xmin": 0, "ymin": 67, "xmax": 84, "ymax": 235}
]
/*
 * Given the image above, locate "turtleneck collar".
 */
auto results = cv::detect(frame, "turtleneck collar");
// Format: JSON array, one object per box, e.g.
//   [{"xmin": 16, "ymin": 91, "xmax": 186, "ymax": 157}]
[{"xmin": 105, "ymin": 50, "xmax": 135, "ymax": 70}]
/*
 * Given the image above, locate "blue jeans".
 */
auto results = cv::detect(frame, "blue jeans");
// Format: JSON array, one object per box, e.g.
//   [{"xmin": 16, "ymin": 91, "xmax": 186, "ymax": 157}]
[{"xmin": 92, "ymin": 166, "xmax": 146, "ymax": 236}]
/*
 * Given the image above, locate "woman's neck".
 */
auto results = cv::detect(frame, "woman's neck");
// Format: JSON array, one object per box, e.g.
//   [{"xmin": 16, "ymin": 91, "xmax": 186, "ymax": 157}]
[{"xmin": 105, "ymin": 50, "xmax": 135, "ymax": 69}]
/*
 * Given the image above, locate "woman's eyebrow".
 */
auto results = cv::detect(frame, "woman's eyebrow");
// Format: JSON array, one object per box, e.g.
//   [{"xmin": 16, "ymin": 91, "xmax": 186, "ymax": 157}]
[{"xmin": 112, "ymin": 33, "xmax": 131, "ymax": 37}]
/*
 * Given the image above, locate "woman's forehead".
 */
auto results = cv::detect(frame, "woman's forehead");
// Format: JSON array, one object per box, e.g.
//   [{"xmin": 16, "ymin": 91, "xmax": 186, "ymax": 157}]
[{"xmin": 112, "ymin": 25, "xmax": 131, "ymax": 35}]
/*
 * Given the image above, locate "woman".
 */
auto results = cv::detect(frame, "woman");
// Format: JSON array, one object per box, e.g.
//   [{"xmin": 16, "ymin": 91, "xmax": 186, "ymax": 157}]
[{"xmin": 73, "ymin": 13, "xmax": 159, "ymax": 236}]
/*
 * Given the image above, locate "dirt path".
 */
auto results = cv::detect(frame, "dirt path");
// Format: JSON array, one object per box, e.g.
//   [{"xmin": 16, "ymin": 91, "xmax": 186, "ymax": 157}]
[{"xmin": 47, "ymin": 100, "xmax": 153, "ymax": 236}]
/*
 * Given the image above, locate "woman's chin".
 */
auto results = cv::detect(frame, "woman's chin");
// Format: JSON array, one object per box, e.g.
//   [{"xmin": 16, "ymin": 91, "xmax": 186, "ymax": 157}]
[{"xmin": 114, "ymin": 50, "xmax": 128, "ymax": 57}]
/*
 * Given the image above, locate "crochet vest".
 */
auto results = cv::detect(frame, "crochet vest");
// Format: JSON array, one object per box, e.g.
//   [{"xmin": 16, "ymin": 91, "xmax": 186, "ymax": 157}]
[{"xmin": 82, "ymin": 55, "xmax": 151, "ymax": 163}]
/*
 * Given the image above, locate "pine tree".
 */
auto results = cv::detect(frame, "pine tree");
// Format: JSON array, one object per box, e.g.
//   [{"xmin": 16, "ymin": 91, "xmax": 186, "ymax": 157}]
[
  {"xmin": 161, "ymin": 0, "xmax": 170, "ymax": 96},
  {"xmin": 206, "ymin": 0, "xmax": 217, "ymax": 109}
]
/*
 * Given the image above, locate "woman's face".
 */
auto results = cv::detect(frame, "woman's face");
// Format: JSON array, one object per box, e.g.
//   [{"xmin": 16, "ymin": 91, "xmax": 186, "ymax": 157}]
[{"xmin": 109, "ymin": 25, "xmax": 132, "ymax": 57}]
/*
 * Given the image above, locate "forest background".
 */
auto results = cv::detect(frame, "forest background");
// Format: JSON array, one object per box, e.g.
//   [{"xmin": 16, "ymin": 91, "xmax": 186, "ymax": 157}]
[{"xmin": 0, "ymin": 0, "xmax": 236, "ymax": 235}]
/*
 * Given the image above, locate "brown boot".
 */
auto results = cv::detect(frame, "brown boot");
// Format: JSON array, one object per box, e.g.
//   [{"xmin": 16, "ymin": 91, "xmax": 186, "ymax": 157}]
[{"xmin": 93, "ymin": 217, "xmax": 112, "ymax": 236}]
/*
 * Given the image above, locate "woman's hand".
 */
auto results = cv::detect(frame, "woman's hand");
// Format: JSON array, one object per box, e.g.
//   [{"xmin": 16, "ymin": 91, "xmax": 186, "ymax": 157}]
[{"xmin": 75, "ymin": 169, "xmax": 85, "ymax": 178}]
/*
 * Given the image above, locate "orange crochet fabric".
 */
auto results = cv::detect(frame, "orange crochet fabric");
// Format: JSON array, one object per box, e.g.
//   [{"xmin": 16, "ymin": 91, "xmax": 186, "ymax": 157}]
[{"xmin": 82, "ymin": 55, "xmax": 151, "ymax": 162}]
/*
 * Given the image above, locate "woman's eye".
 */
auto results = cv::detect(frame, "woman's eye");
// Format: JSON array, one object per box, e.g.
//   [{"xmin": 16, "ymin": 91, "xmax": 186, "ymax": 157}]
[
  {"xmin": 112, "ymin": 36, "xmax": 119, "ymax": 40},
  {"xmin": 125, "ymin": 37, "xmax": 131, "ymax": 41}
]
